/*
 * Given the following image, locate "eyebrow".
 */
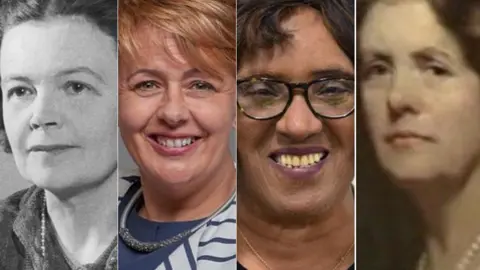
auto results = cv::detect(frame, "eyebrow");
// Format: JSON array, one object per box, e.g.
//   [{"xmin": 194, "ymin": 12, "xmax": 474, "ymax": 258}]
[
  {"xmin": 127, "ymin": 68, "xmax": 218, "ymax": 82},
  {"xmin": 411, "ymin": 47, "xmax": 452, "ymax": 62},
  {"xmin": 55, "ymin": 67, "xmax": 105, "ymax": 83},
  {"xmin": 0, "ymin": 75, "xmax": 34, "ymax": 85},
  {"xmin": 2, "ymin": 67, "xmax": 105, "ymax": 85},
  {"xmin": 239, "ymin": 68, "xmax": 354, "ymax": 81},
  {"xmin": 360, "ymin": 51, "xmax": 393, "ymax": 65}
]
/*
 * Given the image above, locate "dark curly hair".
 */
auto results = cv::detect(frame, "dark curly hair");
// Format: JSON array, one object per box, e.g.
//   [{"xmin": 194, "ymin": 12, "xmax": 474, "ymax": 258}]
[
  {"xmin": 237, "ymin": 0, "xmax": 354, "ymax": 68},
  {"xmin": 0, "ymin": 0, "xmax": 117, "ymax": 153}
]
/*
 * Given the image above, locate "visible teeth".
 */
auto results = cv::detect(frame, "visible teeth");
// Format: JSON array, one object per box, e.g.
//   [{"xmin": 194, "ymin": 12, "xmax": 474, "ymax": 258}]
[
  {"xmin": 159, "ymin": 137, "xmax": 195, "ymax": 148},
  {"xmin": 275, "ymin": 153, "xmax": 325, "ymax": 168}
]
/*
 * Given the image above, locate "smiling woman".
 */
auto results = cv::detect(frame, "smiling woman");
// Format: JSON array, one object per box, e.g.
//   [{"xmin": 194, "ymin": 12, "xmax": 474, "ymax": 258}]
[
  {"xmin": 0, "ymin": 0, "xmax": 118, "ymax": 269},
  {"xmin": 237, "ymin": 0, "xmax": 354, "ymax": 269},
  {"xmin": 117, "ymin": 0, "xmax": 236, "ymax": 269}
]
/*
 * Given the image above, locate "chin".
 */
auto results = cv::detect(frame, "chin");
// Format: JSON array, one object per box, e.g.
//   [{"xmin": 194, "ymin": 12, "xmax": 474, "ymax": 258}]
[
  {"xmin": 381, "ymin": 159, "xmax": 441, "ymax": 187},
  {"xmin": 27, "ymin": 167, "xmax": 106, "ymax": 196},
  {"xmin": 276, "ymin": 189, "xmax": 339, "ymax": 218}
]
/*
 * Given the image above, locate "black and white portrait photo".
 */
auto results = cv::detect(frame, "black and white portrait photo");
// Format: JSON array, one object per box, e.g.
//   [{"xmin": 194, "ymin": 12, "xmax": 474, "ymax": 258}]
[{"xmin": 0, "ymin": 0, "xmax": 118, "ymax": 269}]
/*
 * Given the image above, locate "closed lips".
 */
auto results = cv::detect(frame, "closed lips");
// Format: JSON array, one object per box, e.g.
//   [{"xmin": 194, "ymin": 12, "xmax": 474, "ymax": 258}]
[{"xmin": 28, "ymin": 145, "xmax": 76, "ymax": 152}]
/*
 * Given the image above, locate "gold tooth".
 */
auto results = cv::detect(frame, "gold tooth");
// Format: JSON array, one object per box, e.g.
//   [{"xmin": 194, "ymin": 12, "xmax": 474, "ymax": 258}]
[
  {"xmin": 300, "ymin": 155, "xmax": 309, "ymax": 166},
  {"xmin": 292, "ymin": 156, "xmax": 300, "ymax": 166},
  {"xmin": 286, "ymin": 155, "xmax": 292, "ymax": 166},
  {"xmin": 308, "ymin": 154, "xmax": 315, "ymax": 164},
  {"xmin": 280, "ymin": 155, "xmax": 287, "ymax": 166}
]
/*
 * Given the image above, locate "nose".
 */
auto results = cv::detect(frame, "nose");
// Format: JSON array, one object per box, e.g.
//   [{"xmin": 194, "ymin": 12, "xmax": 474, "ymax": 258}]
[
  {"xmin": 387, "ymin": 71, "xmax": 424, "ymax": 120},
  {"xmin": 29, "ymin": 89, "xmax": 63, "ymax": 130},
  {"xmin": 276, "ymin": 95, "xmax": 323, "ymax": 142},
  {"xmin": 156, "ymin": 87, "xmax": 189, "ymax": 127}
]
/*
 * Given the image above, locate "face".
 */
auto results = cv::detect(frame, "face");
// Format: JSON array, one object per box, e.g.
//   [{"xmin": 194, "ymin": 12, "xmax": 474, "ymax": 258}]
[
  {"xmin": 1, "ymin": 17, "xmax": 118, "ymax": 194},
  {"xmin": 360, "ymin": 0, "xmax": 480, "ymax": 185},
  {"xmin": 119, "ymin": 23, "xmax": 235, "ymax": 187},
  {"xmin": 237, "ymin": 8, "xmax": 354, "ymax": 218}
]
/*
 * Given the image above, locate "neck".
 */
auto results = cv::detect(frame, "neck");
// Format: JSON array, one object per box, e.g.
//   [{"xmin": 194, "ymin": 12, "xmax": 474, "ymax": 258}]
[
  {"xmin": 139, "ymin": 155, "xmax": 236, "ymax": 222},
  {"xmin": 409, "ymin": 167, "xmax": 480, "ymax": 269},
  {"xmin": 238, "ymin": 190, "xmax": 354, "ymax": 269},
  {"xmin": 45, "ymin": 170, "xmax": 117, "ymax": 265}
]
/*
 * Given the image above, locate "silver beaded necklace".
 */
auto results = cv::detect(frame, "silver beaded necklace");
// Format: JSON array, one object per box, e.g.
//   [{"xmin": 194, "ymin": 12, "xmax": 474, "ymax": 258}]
[
  {"xmin": 119, "ymin": 187, "xmax": 236, "ymax": 253},
  {"xmin": 417, "ymin": 233, "xmax": 480, "ymax": 270}
]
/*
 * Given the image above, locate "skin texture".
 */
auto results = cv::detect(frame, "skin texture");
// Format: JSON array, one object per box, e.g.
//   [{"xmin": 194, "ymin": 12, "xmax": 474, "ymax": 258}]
[
  {"xmin": 1, "ymin": 17, "xmax": 117, "ymax": 197},
  {"xmin": 1, "ymin": 17, "xmax": 118, "ymax": 264},
  {"xmin": 237, "ymin": 8, "xmax": 354, "ymax": 270},
  {"xmin": 238, "ymin": 8, "xmax": 354, "ymax": 224},
  {"xmin": 119, "ymin": 23, "xmax": 236, "ymax": 221},
  {"xmin": 360, "ymin": 0, "xmax": 480, "ymax": 187},
  {"xmin": 360, "ymin": 1, "xmax": 480, "ymax": 269}
]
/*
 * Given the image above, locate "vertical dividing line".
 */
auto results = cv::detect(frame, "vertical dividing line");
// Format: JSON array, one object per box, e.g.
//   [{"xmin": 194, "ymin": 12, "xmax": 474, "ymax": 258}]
[{"xmin": 353, "ymin": 0, "xmax": 358, "ymax": 267}]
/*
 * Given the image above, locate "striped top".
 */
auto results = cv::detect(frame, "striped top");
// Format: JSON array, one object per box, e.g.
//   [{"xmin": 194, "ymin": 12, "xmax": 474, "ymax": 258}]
[{"xmin": 118, "ymin": 176, "xmax": 237, "ymax": 270}]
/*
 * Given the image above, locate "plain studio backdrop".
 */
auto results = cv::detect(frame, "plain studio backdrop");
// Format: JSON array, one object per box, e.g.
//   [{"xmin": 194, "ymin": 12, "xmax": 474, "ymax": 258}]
[{"xmin": 0, "ymin": 130, "xmax": 237, "ymax": 199}]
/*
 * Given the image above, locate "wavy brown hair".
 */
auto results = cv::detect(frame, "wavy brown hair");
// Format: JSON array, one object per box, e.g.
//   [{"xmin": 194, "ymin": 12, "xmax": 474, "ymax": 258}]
[{"xmin": 356, "ymin": 0, "xmax": 480, "ymax": 269}]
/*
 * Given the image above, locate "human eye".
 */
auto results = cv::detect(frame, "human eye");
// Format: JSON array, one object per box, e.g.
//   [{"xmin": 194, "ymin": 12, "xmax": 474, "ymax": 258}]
[
  {"xmin": 424, "ymin": 62, "xmax": 452, "ymax": 77},
  {"xmin": 188, "ymin": 80, "xmax": 216, "ymax": 91},
  {"xmin": 6, "ymin": 86, "xmax": 35, "ymax": 100},
  {"xmin": 311, "ymin": 80, "xmax": 353, "ymax": 105},
  {"xmin": 64, "ymin": 81, "xmax": 95, "ymax": 95},
  {"xmin": 132, "ymin": 80, "xmax": 164, "ymax": 97},
  {"xmin": 361, "ymin": 60, "xmax": 391, "ymax": 80},
  {"xmin": 238, "ymin": 80, "xmax": 283, "ymax": 98}
]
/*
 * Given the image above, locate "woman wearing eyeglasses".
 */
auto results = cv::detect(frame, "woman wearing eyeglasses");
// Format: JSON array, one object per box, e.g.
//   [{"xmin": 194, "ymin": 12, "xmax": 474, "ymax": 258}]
[{"xmin": 236, "ymin": 0, "xmax": 354, "ymax": 269}]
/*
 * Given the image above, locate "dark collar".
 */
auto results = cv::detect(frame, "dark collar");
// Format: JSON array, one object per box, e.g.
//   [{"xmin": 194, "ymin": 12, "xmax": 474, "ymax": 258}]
[{"xmin": 10, "ymin": 186, "xmax": 117, "ymax": 269}]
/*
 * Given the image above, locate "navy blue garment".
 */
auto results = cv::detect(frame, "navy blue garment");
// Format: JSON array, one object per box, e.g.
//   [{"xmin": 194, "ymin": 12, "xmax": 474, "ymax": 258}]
[{"xmin": 118, "ymin": 180, "xmax": 205, "ymax": 270}]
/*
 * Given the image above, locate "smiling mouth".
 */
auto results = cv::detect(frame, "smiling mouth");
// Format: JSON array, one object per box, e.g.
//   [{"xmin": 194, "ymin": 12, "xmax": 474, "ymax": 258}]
[
  {"xmin": 150, "ymin": 136, "xmax": 201, "ymax": 149},
  {"xmin": 270, "ymin": 152, "xmax": 329, "ymax": 168}
]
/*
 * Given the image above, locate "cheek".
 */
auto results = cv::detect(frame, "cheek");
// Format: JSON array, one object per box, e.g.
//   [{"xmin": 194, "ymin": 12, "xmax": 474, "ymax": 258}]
[
  {"xmin": 189, "ymin": 99, "xmax": 235, "ymax": 135},
  {"xmin": 3, "ymin": 106, "xmax": 28, "ymax": 148},
  {"xmin": 119, "ymin": 94, "xmax": 156, "ymax": 137},
  {"xmin": 237, "ymin": 115, "xmax": 272, "ymax": 153},
  {"xmin": 361, "ymin": 91, "xmax": 388, "ymax": 139},
  {"xmin": 326, "ymin": 116, "xmax": 354, "ymax": 150},
  {"xmin": 438, "ymin": 95, "xmax": 480, "ymax": 157}
]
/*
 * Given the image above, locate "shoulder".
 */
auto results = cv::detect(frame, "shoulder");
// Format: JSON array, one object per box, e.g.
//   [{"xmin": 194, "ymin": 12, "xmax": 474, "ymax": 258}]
[
  {"xmin": 195, "ymin": 194, "xmax": 237, "ymax": 266},
  {"xmin": 0, "ymin": 187, "xmax": 34, "ymax": 229},
  {"xmin": 118, "ymin": 174, "xmax": 140, "ymax": 200}
]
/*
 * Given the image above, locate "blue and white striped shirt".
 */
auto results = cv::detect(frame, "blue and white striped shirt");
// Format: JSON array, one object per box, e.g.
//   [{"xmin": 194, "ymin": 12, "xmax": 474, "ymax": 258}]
[{"xmin": 118, "ymin": 176, "xmax": 236, "ymax": 270}]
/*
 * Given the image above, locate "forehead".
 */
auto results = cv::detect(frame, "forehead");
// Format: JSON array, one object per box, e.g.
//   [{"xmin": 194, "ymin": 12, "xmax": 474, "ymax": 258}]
[
  {"xmin": 239, "ymin": 8, "xmax": 352, "ymax": 80},
  {"xmin": 121, "ymin": 22, "xmax": 233, "ymax": 80},
  {"xmin": 120, "ymin": 23, "xmax": 190, "ymax": 72},
  {"xmin": 0, "ymin": 17, "xmax": 115, "ymax": 80},
  {"xmin": 360, "ymin": 1, "xmax": 462, "ymax": 60}
]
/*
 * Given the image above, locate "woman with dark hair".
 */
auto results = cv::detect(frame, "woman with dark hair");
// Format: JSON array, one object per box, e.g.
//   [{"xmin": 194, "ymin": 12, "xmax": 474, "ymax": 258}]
[
  {"xmin": 237, "ymin": 0, "xmax": 355, "ymax": 269},
  {"xmin": 358, "ymin": 0, "xmax": 480, "ymax": 269},
  {"xmin": 0, "ymin": 0, "xmax": 117, "ymax": 269}
]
